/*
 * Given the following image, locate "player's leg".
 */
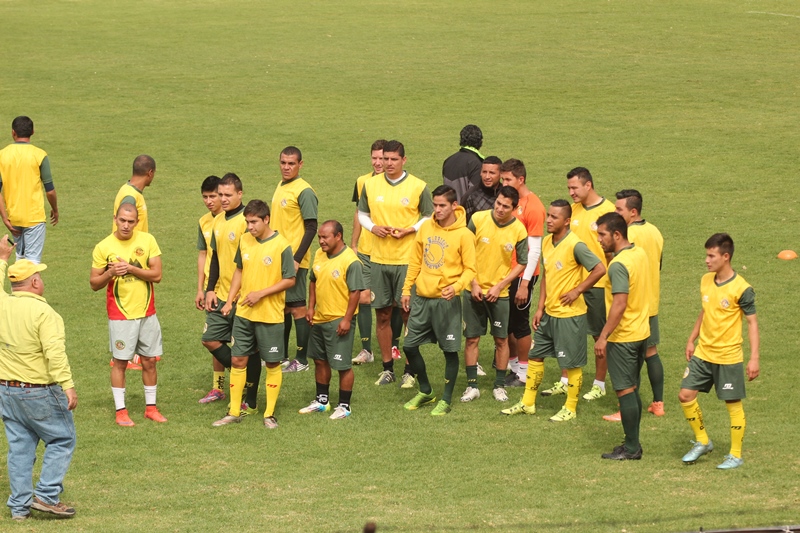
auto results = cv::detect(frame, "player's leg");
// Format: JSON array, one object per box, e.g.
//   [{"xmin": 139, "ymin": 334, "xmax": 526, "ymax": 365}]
[
  {"xmin": 644, "ymin": 316, "xmax": 664, "ymax": 415},
  {"xmin": 329, "ymin": 320, "xmax": 355, "ymax": 419},
  {"xmin": 333, "ymin": 368, "xmax": 354, "ymax": 419},
  {"xmin": 354, "ymin": 252, "xmax": 374, "ymax": 363},
  {"xmin": 139, "ymin": 315, "xmax": 166, "ymax": 422},
  {"xmin": 243, "ymin": 352, "xmax": 262, "ymax": 413},
  {"xmin": 551, "ymin": 315, "xmax": 588, "ymax": 421},
  {"xmin": 258, "ymin": 322, "xmax": 285, "ymax": 428},
  {"xmin": 717, "ymin": 362, "xmax": 747, "ymax": 468},
  {"xmin": 300, "ymin": 322, "xmax": 332, "ymax": 414},
  {"xmin": 601, "ymin": 341, "xmax": 644, "ymax": 459},
  {"xmin": 678, "ymin": 355, "xmax": 715, "ymax": 463},
  {"xmin": 431, "ymin": 297, "xmax": 462, "ymax": 415},
  {"xmin": 461, "ymin": 293, "xmax": 485, "ymax": 402},
  {"xmin": 372, "ymin": 263, "xmax": 396, "ymax": 382},
  {"xmin": 200, "ymin": 301, "xmax": 234, "ymax": 403},
  {"xmin": 109, "ymin": 319, "xmax": 136, "ymax": 426},
  {"xmin": 583, "ymin": 287, "xmax": 608, "ymax": 400}
]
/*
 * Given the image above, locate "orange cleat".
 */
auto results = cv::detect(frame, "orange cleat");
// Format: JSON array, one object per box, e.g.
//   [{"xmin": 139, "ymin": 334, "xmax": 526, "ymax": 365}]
[
  {"xmin": 602, "ymin": 411, "xmax": 621, "ymax": 422},
  {"xmin": 144, "ymin": 406, "xmax": 167, "ymax": 423},
  {"xmin": 647, "ymin": 401, "xmax": 665, "ymax": 416},
  {"xmin": 115, "ymin": 409, "xmax": 135, "ymax": 427}
]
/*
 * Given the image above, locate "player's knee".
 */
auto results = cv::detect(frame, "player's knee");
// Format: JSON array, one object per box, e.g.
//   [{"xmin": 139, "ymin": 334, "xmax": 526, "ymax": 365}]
[{"xmin": 678, "ymin": 389, "xmax": 695, "ymax": 403}]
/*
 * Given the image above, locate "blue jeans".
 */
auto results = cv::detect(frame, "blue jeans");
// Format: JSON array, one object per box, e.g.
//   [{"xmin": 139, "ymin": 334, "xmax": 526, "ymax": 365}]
[
  {"xmin": 0, "ymin": 383, "xmax": 76, "ymax": 516},
  {"xmin": 13, "ymin": 222, "xmax": 46, "ymax": 264}
]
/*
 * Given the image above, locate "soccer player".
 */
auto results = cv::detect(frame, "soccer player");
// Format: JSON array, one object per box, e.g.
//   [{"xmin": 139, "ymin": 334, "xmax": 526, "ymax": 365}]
[
  {"xmin": 461, "ymin": 186, "xmax": 528, "ymax": 403},
  {"xmin": 442, "ymin": 124, "xmax": 484, "ymax": 203},
  {"xmin": 358, "ymin": 140, "xmax": 434, "ymax": 387},
  {"xmin": 270, "ymin": 146, "xmax": 318, "ymax": 373},
  {"xmin": 300, "ymin": 221, "xmax": 363, "ymax": 419},
  {"xmin": 462, "ymin": 155, "xmax": 503, "ymax": 223},
  {"xmin": 679, "ymin": 233, "xmax": 759, "ymax": 469},
  {"xmin": 0, "ymin": 116, "xmax": 59, "ymax": 264},
  {"xmin": 401, "ymin": 185, "xmax": 476, "ymax": 416},
  {"xmin": 113, "ymin": 154, "xmax": 156, "ymax": 233},
  {"xmin": 502, "ymin": 200, "xmax": 605, "ymax": 420},
  {"xmin": 213, "ymin": 200, "xmax": 296, "ymax": 429},
  {"xmin": 90, "ymin": 204, "xmax": 166, "ymax": 426},
  {"xmin": 603, "ymin": 190, "xmax": 665, "ymax": 421},
  {"xmin": 498, "ymin": 158, "xmax": 545, "ymax": 387},
  {"xmin": 594, "ymin": 212, "xmax": 650, "ymax": 460}
]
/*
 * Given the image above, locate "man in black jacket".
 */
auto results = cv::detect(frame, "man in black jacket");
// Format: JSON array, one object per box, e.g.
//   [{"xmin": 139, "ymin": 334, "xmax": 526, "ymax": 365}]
[{"xmin": 442, "ymin": 125, "xmax": 484, "ymax": 203}]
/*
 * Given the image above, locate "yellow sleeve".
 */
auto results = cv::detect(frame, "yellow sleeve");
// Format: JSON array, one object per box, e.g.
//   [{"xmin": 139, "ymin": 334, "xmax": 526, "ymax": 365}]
[
  {"xmin": 453, "ymin": 232, "xmax": 477, "ymax": 294},
  {"xmin": 402, "ymin": 231, "xmax": 424, "ymax": 296},
  {"xmin": 39, "ymin": 308, "xmax": 74, "ymax": 390}
]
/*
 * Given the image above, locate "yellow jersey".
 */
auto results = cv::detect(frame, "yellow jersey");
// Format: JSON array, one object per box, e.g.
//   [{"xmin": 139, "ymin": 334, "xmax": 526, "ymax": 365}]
[
  {"xmin": 0, "ymin": 142, "xmax": 50, "ymax": 227},
  {"xmin": 197, "ymin": 212, "xmax": 215, "ymax": 281},
  {"xmin": 353, "ymin": 172, "xmax": 376, "ymax": 256},
  {"xmin": 468, "ymin": 210, "xmax": 528, "ymax": 298},
  {"xmin": 270, "ymin": 177, "xmax": 318, "ymax": 269},
  {"xmin": 210, "ymin": 205, "xmax": 246, "ymax": 301},
  {"xmin": 695, "ymin": 272, "xmax": 755, "ymax": 365},
  {"xmin": 234, "ymin": 232, "xmax": 295, "ymax": 324},
  {"xmin": 113, "ymin": 182, "xmax": 148, "ymax": 233},
  {"xmin": 310, "ymin": 246, "xmax": 364, "ymax": 323},
  {"xmin": 570, "ymin": 198, "xmax": 615, "ymax": 287},
  {"xmin": 605, "ymin": 244, "xmax": 650, "ymax": 343},
  {"xmin": 627, "ymin": 220, "xmax": 663, "ymax": 317},
  {"xmin": 542, "ymin": 230, "xmax": 601, "ymax": 318}
]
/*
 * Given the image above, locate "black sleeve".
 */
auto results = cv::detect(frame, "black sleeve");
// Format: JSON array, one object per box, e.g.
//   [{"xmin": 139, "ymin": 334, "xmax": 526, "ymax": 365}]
[
  {"xmin": 352, "ymin": 182, "xmax": 359, "ymax": 203},
  {"xmin": 294, "ymin": 218, "xmax": 318, "ymax": 264},
  {"xmin": 206, "ymin": 250, "xmax": 220, "ymax": 292}
]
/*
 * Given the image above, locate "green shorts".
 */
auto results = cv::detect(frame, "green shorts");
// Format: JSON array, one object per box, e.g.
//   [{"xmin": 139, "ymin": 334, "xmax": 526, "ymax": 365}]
[
  {"xmin": 308, "ymin": 317, "xmax": 355, "ymax": 371},
  {"xmin": 462, "ymin": 293, "xmax": 509, "ymax": 339},
  {"xmin": 202, "ymin": 301, "xmax": 236, "ymax": 342},
  {"xmin": 584, "ymin": 287, "xmax": 606, "ymax": 337},
  {"xmin": 357, "ymin": 252, "xmax": 371, "ymax": 291},
  {"xmin": 371, "ymin": 263, "xmax": 407, "ymax": 309},
  {"xmin": 681, "ymin": 356, "xmax": 746, "ymax": 401},
  {"xmin": 530, "ymin": 313, "xmax": 588, "ymax": 369},
  {"xmin": 606, "ymin": 339, "xmax": 647, "ymax": 391},
  {"xmin": 647, "ymin": 315, "xmax": 660, "ymax": 347},
  {"xmin": 231, "ymin": 316, "xmax": 284, "ymax": 363},
  {"xmin": 404, "ymin": 295, "xmax": 462, "ymax": 352},
  {"xmin": 286, "ymin": 267, "xmax": 308, "ymax": 306}
]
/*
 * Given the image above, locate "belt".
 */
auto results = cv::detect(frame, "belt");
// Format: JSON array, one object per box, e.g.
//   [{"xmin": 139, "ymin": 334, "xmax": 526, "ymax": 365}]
[{"xmin": 0, "ymin": 380, "xmax": 53, "ymax": 388}]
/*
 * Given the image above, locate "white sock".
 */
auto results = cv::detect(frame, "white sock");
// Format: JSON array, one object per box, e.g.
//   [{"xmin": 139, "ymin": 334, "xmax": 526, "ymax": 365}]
[
  {"xmin": 144, "ymin": 385, "xmax": 157, "ymax": 406},
  {"xmin": 509, "ymin": 357, "xmax": 519, "ymax": 375},
  {"xmin": 517, "ymin": 362, "xmax": 528, "ymax": 382},
  {"xmin": 593, "ymin": 379, "xmax": 606, "ymax": 391},
  {"xmin": 112, "ymin": 387, "xmax": 126, "ymax": 410}
]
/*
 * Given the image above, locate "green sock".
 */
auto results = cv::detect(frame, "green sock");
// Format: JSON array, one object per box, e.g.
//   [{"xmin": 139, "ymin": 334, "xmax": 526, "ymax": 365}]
[
  {"xmin": 283, "ymin": 314, "xmax": 292, "ymax": 356},
  {"xmin": 293, "ymin": 316, "xmax": 310, "ymax": 365},
  {"xmin": 619, "ymin": 391, "xmax": 641, "ymax": 454},
  {"xmin": 646, "ymin": 354, "xmax": 664, "ymax": 402},
  {"xmin": 244, "ymin": 353, "xmax": 262, "ymax": 408},
  {"xmin": 443, "ymin": 351, "xmax": 459, "ymax": 404},
  {"xmin": 494, "ymin": 368, "xmax": 507, "ymax": 389},
  {"xmin": 357, "ymin": 304, "xmax": 372, "ymax": 352},
  {"xmin": 211, "ymin": 344, "xmax": 232, "ymax": 368},
  {"xmin": 391, "ymin": 306, "xmax": 403, "ymax": 348},
  {"xmin": 404, "ymin": 346, "xmax": 431, "ymax": 394},
  {"xmin": 465, "ymin": 365, "xmax": 478, "ymax": 388}
]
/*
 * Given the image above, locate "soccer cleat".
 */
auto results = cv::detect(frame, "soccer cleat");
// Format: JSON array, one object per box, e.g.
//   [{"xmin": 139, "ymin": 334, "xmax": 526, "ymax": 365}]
[
  {"xmin": 540, "ymin": 381, "xmax": 567, "ymax": 396},
  {"xmin": 717, "ymin": 454, "xmax": 744, "ymax": 470},
  {"xmin": 505, "ymin": 375, "xmax": 526, "ymax": 387},
  {"xmin": 476, "ymin": 363, "xmax": 487, "ymax": 377},
  {"xmin": 329, "ymin": 405, "xmax": 351, "ymax": 419},
  {"xmin": 352, "ymin": 349, "xmax": 374, "ymax": 364},
  {"xmin": 31, "ymin": 496, "xmax": 76, "ymax": 517},
  {"xmin": 212, "ymin": 414, "xmax": 242, "ymax": 427},
  {"xmin": 240, "ymin": 403, "xmax": 258, "ymax": 417},
  {"xmin": 550, "ymin": 407, "xmax": 577, "ymax": 422},
  {"xmin": 404, "ymin": 392, "xmax": 436, "ymax": 410},
  {"xmin": 682, "ymin": 440, "xmax": 714, "ymax": 464},
  {"xmin": 115, "ymin": 409, "xmax": 135, "ymax": 427},
  {"xmin": 431, "ymin": 400, "xmax": 452, "ymax": 416},
  {"xmin": 500, "ymin": 401, "xmax": 536, "ymax": 416},
  {"xmin": 375, "ymin": 370, "xmax": 396, "ymax": 386},
  {"xmin": 400, "ymin": 373, "xmax": 416, "ymax": 389},
  {"xmin": 601, "ymin": 446, "xmax": 643, "ymax": 460},
  {"xmin": 280, "ymin": 358, "xmax": 291, "ymax": 369},
  {"xmin": 492, "ymin": 387, "xmax": 509, "ymax": 402},
  {"xmin": 199, "ymin": 388, "xmax": 226, "ymax": 404},
  {"xmin": 460, "ymin": 387, "xmax": 481, "ymax": 402},
  {"xmin": 648, "ymin": 401, "xmax": 665, "ymax": 416},
  {"xmin": 602, "ymin": 411, "xmax": 622, "ymax": 422},
  {"xmin": 282, "ymin": 359, "xmax": 309, "ymax": 373},
  {"xmin": 299, "ymin": 400, "xmax": 331, "ymax": 414},
  {"xmin": 583, "ymin": 384, "xmax": 606, "ymax": 401},
  {"xmin": 144, "ymin": 406, "xmax": 167, "ymax": 423},
  {"xmin": 391, "ymin": 346, "xmax": 402, "ymax": 360},
  {"xmin": 263, "ymin": 416, "xmax": 278, "ymax": 429}
]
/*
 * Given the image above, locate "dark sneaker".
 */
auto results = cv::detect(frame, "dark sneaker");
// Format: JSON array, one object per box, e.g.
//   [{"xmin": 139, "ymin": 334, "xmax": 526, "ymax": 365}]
[
  {"xmin": 601, "ymin": 446, "xmax": 643, "ymax": 461},
  {"xmin": 32, "ymin": 496, "xmax": 76, "ymax": 517}
]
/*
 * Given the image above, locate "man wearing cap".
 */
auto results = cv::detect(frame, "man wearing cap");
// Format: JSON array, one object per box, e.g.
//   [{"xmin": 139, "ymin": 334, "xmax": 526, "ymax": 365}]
[{"xmin": 0, "ymin": 236, "xmax": 78, "ymax": 520}]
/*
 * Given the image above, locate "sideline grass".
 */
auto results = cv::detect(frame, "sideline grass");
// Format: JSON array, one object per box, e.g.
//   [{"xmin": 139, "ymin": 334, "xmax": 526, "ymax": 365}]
[{"xmin": 1, "ymin": 1, "xmax": 799, "ymax": 531}]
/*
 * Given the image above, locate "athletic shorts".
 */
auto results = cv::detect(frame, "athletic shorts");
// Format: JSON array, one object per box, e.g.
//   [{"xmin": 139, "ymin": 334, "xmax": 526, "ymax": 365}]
[
  {"xmin": 371, "ymin": 263, "xmax": 407, "ymax": 309},
  {"xmin": 606, "ymin": 339, "xmax": 647, "ymax": 391},
  {"xmin": 109, "ymin": 315, "xmax": 163, "ymax": 360},
  {"xmin": 404, "ymin": 295, "xmax": 462, "ymax": 352},
  {"xmin": 681, "ymin": 356, "xmax": 746, "ymax": 401},
  {"xmin": 507, "ymin": 276, "xmax": 537, "ymax": 338},
  {"xmin": 231, "ymin": 316, "xmax": 284, "ymax": 363},
  {"xmin": 647, "ymin": 315, "xmax": 660, "ymax": 347},
  {"xmin": 202, "ymin": 301, "xmax": 235, "ymax": 342},
  {"xmin": 13, "ymin": 223, "xmax": 46, "ymax": 264},
  {"xmin": 462, "ymin": 293, "xmax": 509, "ymax": 339},
  {"xmin": 357, "ymin": 252, "xmax": 371, "ymax": 291},
  {"xmin": 530, "ymin": 313, "xmax": 588, "ymax": 369},
  {"xmin": 583, "ymin": 287, "xmax": 607, "ymax": 337},
  {"xmin": 308, "ymin": 317, "xmax": 355, "ymax": 371},
  {"xmin": 286, "ymin": 267, "xmax": 308, "ymax": 307}
]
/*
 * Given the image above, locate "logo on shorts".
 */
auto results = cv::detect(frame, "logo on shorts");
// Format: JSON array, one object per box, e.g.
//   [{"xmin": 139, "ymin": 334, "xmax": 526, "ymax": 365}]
[
  {"xmin": 264, "ymin": 256, "xmax": 273, "ymax": 265},
  {"xmin": 683, "ymin": 367, "xmax": 690, "ymax": 379},
  {"xmin": 114, "ymin": 340, "xmax": 126, "ymax": 350},
  {"xmin": 504, "ymin": 243, "xmax": 513, "ymax": 252},
  {"xmin": 228, "ymin": 231, "xmax": 236, "ymax": 241},
  {"xmin": 203, "ymin": 323, "xmax": 208, "ymax": 333},
  {"xmin": 281, "ymin": 199, "xmax": 288, "ymax": 207},
  {"xmin": 332, "ymin": 269, "xmax": 341, "ymax": 279},
  {"xmin": 555, "ymin": 261, "xmax": 563, "ymax": 270},
  {"xmin": 557, "ymin": 351, "xmax": 565, "ymax": 358},
  {"xmin": 370, "ymin": 291, "xmax": 375, "ymax": 303},
  {"xmin": 400, "ymin": 197, "xmax": 410, "ymax": 206},
  {"xmin": 269, "ymin": 346, "xmax": 279, "ymax": 353},
  {"xmin": 446, "ymin": 334, "xmax": 455, "ymax": 341},
  {"xmin": 720, "ymin": 298, "xmax": 730, "ymax": 309},
  {"xmin": 722, "ymin": 383, "xmax": 733, "ymax": 390},
  {"xmin": 334, "ymin": 354, "xmax": 342, "ymax": 360},
  {"xmin": 493, "ymin": 321, "xmax": 502, "ymax": 327},
  {"xmin": 481, "ymin": 237, "xmax": 490, "ymax": 244},
  {"xmin": 134, "ymin": 247, "xmax": 144, "ymax": 257},
  {"xmin": 423, "ymin": 236, "xmax": 448, "ymax": 269},
  {"xmin": 230, "ymin": 336, "xmax": 235, "ymax": 346}
]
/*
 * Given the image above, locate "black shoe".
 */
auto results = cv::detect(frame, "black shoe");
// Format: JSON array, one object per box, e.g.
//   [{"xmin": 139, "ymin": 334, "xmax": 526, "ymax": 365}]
[{"xmin": 601, "ymin": 445, "xmax": 643, "ymax": 460}]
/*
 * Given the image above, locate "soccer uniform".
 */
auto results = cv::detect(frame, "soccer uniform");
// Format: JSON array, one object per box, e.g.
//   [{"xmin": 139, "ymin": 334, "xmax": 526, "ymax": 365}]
[
  {"xmin": 628, "ymin": 220, "xmax": 664, "ymax": 346},
  {"xmin": 508, "ymin": 191, "xmax": 546, "ymax": 338},
  {"xmin": 113, "ymin": 182, "xmax": 148, "ymax": 233},
  {"xmin": 203, "ymin": 205, "xmax": 246, "ymax": 342},
  {"xmin": 352, "ymin": 172, "xmax": 376, "ymax": 263},
  {"xmin": 197, "ymin": 211, "xmax": 215, "ymax": 282}
]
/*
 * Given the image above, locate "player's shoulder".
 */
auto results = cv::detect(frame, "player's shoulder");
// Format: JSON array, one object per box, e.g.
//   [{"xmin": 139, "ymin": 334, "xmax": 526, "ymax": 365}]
[
  {"xmin": 404, "ymin": 173, "xmax": 427, "ymax": 188},
  {"xmin": 356, "ymin": 171, "xmax": 374, "ymax": 184},
  {"xmin": 199, "ymin": 212, "xmax": 215, "ymax": 225},
  {"xmin": 599, "ymin": 197, "xmax": 616, "ymax": 212}
]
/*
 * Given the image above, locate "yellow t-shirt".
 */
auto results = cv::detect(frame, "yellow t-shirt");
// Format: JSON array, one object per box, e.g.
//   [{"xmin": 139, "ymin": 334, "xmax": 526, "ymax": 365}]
[
  {"xmin": 605, "ymin": 245, "xmax": 650, "ymax": 343},
  {"xmin": 354, "ymin": 172, "xmax": 375, "ymax": 256},
  {"xmin": 468, "ymin": 210, "xmax": 528, "ymax": 298},
  {"xmin": 92, "ymin": 230, "xmax": 161, "ymax": 320},
  {"xmin": 310, "ymin": 247, "xmax": 364, "ymax": 323},
  {"xmin": 695, "ymin": 272, "xmax": 755, "ymax": 365},
  {"xmin": 197, "ymin": 212, "xmax": 215, "ymax": 281},
  {"xmin": 570, "ymin": 198, "xmax": 615, "ymax": 287},
  {"xmin": 113, "ymin": 182, "xmax": 148, "ymax": 233},
  {"xmin": 210, "ymin": 206, "xmax": 247, "ymax": 301},
  {"xmin": 270, "ymin": 177, "xmax": 318, "ymax": 269},
  {"xmin": 542, "ymin": 231, "xmax": 601, "ymax": 318},
  {"xmin": 0, "ymin": 142, "xmax": 48, "ymax": 226},
  {"xmin": 234, "ymin": 232, "xmax": 295, "ymax": 324},
  {"xmin": 627, "ymin": 220, "xmax": 663, "ymax": 317}
]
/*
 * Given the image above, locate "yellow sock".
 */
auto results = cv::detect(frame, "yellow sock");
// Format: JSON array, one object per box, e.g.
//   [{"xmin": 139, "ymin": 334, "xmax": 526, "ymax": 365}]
[
  {"xmin": 522, "ymin": 361, "xmax": 544, "ymax": 407},
  {"xmin": 680, "ymin": 399, "xmax": 709, "ymax": 445},
  {"xmin": 264, "ymin": 365, "xmax": 283, "ymax": 418},
  {"xmin": 726, "ymin": 401, "xmax": 746, "ymax": 458},
  {"xmin": 565, "ymin": 367, "xmax": 582, "ymax": 413},
  {"xmin": 213, "ymin": 371, "xmax": 225, "ymax": 392},
  {"xmin": 229, "ymin": 367, "xmax": 246, "ymax": 417}
]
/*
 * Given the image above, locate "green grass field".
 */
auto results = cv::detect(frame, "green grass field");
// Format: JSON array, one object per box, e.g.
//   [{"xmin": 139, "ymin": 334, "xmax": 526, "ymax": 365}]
[{"xmin": 1, "ymin": 1, "xmax": 799, "ymax": 531}]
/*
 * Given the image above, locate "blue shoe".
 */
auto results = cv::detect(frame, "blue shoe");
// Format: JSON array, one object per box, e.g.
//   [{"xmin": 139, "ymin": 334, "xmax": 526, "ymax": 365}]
[
  {"xmin": 299, "ymin": 400, "xmax": 331, "ymax": 414},
  {"xmin": 682, "ymin": 440, "xmax": 714, "ymax": 464},
  {"xmin": 717, "ymin": 454, "xmax": 744, "ymax": 470}
]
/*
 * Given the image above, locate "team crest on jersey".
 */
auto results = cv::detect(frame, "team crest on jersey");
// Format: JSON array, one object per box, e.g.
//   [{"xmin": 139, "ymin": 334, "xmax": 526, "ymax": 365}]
[
  {"xmin": 572, "ymin": 220, "xmax": 580, "ymax": 226},
  {"xmin": 555, "ymin": 261, "xmax": 563, "ymax": 270},
  {"xmin": 517, "ymin": 207, "xmax": 523, "ymax": 215},
  {"xmin": 263, "ymin": 256, "xmax": 273, "ymax": 266},
  {"xmin": 702, "ymin": 295, "xmax": 709, "ymax": 303},
  {"xmin": 314, "ymin": 264, "xmax": 321, "ymax": 272},
  {"xmin": 332, "ymin": 269, "xmax": 341, "ymax": 279},
  {"xmin": 720, "ymin": 298, "xmax": 730, "ymax": 309},
  {"xmin": 504, "ymin": 243, "xmax": 513, "ymax": 252},
  {"xmin": 281, "ymin": 199, "xmax": 288, "ymax": 207},
  {"xmin": 683, "ymin": 367, "xmax": 690, "ymax": 379},
  {"xmin": 401, "ymin": 197, "xmax": 410, "ymax": 206},
  {"xmin": 481, "ymin": 237, "xmax": 490, "ymax": 244},
  {"xmin": 204, "ymin": 231, "xmax": 211, "ymax": 238},
  {"xmin": 114, "ymin": 340, "xmax": 126, "ymax": 351},
  {"xmin": 243, "ymin": 253, "xmax": 250, "ymax": 261},
  {"xmin": 135, "ymin": 247, "xmax": 145, "ymax": 257},
  {"xmin": 228, "ymin": 231, "xmax": 236, "ymax": 241},
  {"xmin": 590, "ymin": 222, "xmax": 598, "ymax": 231},
  {"xmin": 423, "ymin": 236, "xmax": 448, "ymax": 269},
  {"xmin": 376, "ymin": 195, "xmax": 384, "ymax": 202}
]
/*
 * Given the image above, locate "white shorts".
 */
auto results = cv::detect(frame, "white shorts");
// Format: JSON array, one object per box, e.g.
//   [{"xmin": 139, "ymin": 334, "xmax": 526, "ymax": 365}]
[{"xmin": 109, "ymin": 315, "xmax": 163, "ymax": 360}]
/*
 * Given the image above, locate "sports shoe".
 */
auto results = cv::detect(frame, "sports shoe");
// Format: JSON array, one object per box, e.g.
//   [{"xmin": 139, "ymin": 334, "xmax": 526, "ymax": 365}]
[
  {"xmin": 240, "ymin": 403, "xmax": 258, "ymax": 417},
  {"xmin": 500, "ymin": 401, "xmax": 536, "ymax": 416},
  {"xmin": 460, "ymin": 387, "xmax": 481, "ymax": 402},
  {"xmin": 31, "ymin": 496, "xmax": 76, "ymax": 517},
  {"xmin": 601, "ymin": 445, "xmax": 643, "ymax": 460},
  {"xmin": 404, "ymin": 392, "xmax": 436, "ymax": 410},
  {"xmin": 280, "ymin": 358, "xmax": 291, "ymax": 369},
  {"xmin": 330, "ymin": 405, "xmax": 351, "ymax": 419},
  {"xmin": 375, "ymin": 370, "xmax": 396, "ymax": 385},
  {"xmin": 299, "ymin": 400, "xmax": 331, "ymax": 414},
  {"xmin": 115, "ymin": 408, "xmax": 135, "ymax": 427},
  {"xmin": 199, "ymin": 388, "xmax": 226, "ymax": 404},
  {"xmin": 352, "ymin": 349, "xmax": 374, "ymax": 364},
  {"xmin": 144, "ymin": 406, "xmax": 167, "ymax": 423},
  {"xmin": 11, "ymin": 513, "xmax": 30, "ymax": 521},
  {"xmin": 717, "ymin": 454, "xmax": 744, "ymax": 470},
  {"xmin": 682, "ymin": 440, "xmax": 714, "ymax": 464},
  {"xmin": 505, "ymin": 376, "xmax": 526, "ymax": 387},
  {"xmin": 583, "ymin": 384, "xmax": 606, "ymax": 401},
  {"xmin": 431, "ymin": 400, "xmax": 452, "ymax": 416},
  {"xmin": 476, "ymin": 363, "xmax": 486, "ymax": 377},
  {"xmin": 550, "ymin": 407, "xmax": 577, "ymax": 422},
  {"xmin": 282, "ymin": 359, "xmax": 309, "ymax": 373},
  {"xmin": 263, "ymin": 416, "xmax": 278, "ymax": 429},
  {"xmin": 602, "ymin": 411, "xmax": 622, "ymax": 422},
  {"xmin": 648, "ymin": 401, "xmax": 665, "ymax": 416},
  {"xmin": 391, "ymin": 346, "xmax": 402, "ymax": 360},
  {"xmin": 493, "ymin": 387, "xmax": 509, "ymax": 402},
  {"xmin": 400, "ymin": 373, "xmax": 416, "ymax": 389},
  {"xmin": 212, "ymin": 414, "xmax": 242, "ymax": 427},
  {"xmin": 540, "ymin": 381, "xmax": 567, "ymax": 396}
]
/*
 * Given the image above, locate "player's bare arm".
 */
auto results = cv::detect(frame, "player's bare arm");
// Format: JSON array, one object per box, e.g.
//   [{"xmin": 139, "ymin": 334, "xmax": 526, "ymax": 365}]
[
  {"xmin": 338, "ymin": 289, "xmax": 361, "ymax": 336},
  {"xmin": 745, "ymin": 313, "xmax": 760, "ymax": 380},
  {"xmin": 122, "ymin": 255, "xmax": 162, "ymax": 283},
  {"xmin": 487, "ymin": 263, "xmax": 525, "ymax": 303},
  {"xmin": 560, "ymin": 261, "xmax": 606, "ymax": 306},
  {"xmin": 532, "ymin": 272, "xmax": 547, "ymax": 331},
  {"xmin": 242, "ymin": 277, "xmax": 296, "ymax": 307},
  {"xmin": 685, "ymin": 310, "xmax": 704, "ymax": 360},
  {"xmin": 470, "ymin": 279, "xmax": 483, "ymax": 302},
  {"xmin": 196, "ymin": 250, "xmax": 207, "ymax": 310}
]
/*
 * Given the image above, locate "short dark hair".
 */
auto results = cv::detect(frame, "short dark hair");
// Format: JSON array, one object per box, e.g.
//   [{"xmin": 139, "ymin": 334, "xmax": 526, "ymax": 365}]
[
  {"xmin": 596, "ymin": 212, "xmax": 627, "ymax": 240},
  {"xmin": 281, "ymin": 146, "xmax": 302, "ymax": 161},
  {"xmin": 550, "ymin": 199, "xmax": 572, "ymax": 217},
  {"xmin": 500, "ymin": 158, "xmax": 526, "ymax": 180},
  {"xmin": 497, "ymin": 185, "xmax": 520, "ymax": 208},
  {"xmin": 705, "ymin": 232, "xmax": 734, "ymax": 259},
  {"xmin": 383, "ymin": 140, "xmax": 405, "ymax": 157},
  {"xmin": 459, "ymin": 125, "xmax": 483, "ymax": 150},
  {"xmin": 566, "ymin": 167, "xmax": 593, "ymax": 187},
  {"xmin": 321, "ymin": 219, "xmax": 344, "ymax": 239},
  {"xmin": 201, "ymin": 175, "xmax": 221, "ymax": 193},
  {"xmin": 11, "ymin": 116, "xmax": 34, "ymax": 138},
  {"xmin": 616, "ymin": 189, "xmax": 643, "ymax": 214},
  {"xmin": 432, "ymin": 184, "xmax": 457, "ymax": 204},
  {"xmin": 371, "ymin": 139, "xmax": 387, "ymax": 152},
  {"xmin": 243, "ymin": 199, "xmax": 270, "ymax": 219},
  {"xmin": 483, "ymin": 155, "xmax": 502, "ymax": 166},
  {"xmin": 116, "ymin": 202, "xmax": 139, "ymax": 218},
  {"xmin": 220, "ymin": 172, "xmax": 243, "ymax": 192},
  {"xmin": 132, "ymin": 155, "xmax": 156, "ymax": 176}
]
